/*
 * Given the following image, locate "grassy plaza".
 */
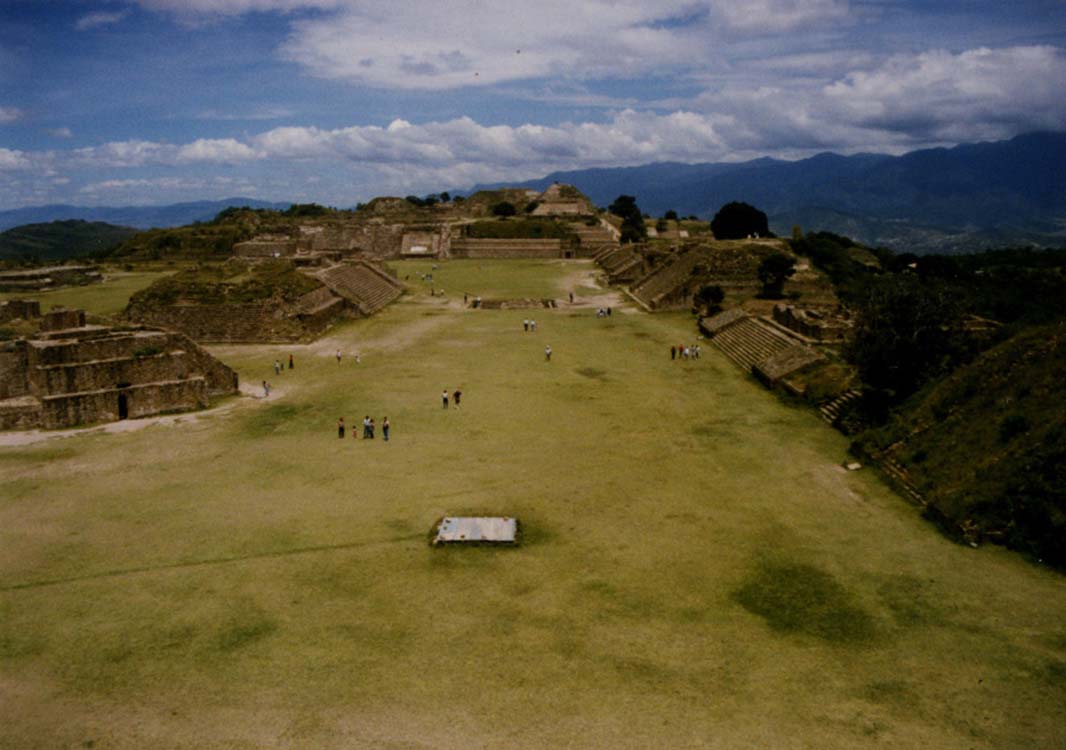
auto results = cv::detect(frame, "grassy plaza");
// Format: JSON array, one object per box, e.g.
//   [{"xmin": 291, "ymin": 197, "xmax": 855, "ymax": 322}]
[{"xmin": 1, "ymin": 260, "xmax": 1064, "ymax": 749}]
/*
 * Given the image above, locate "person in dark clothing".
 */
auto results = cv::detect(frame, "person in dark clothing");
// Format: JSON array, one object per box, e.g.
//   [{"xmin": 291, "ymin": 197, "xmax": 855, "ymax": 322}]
[
  {"xmin": 382, "ymin": 417, "xmax": 390, "ymax": 441},
  {"xmin": 337, "ymin": 417, "xmax": 345, "ymax": 439},
  {"xmin": 671, "ymin": 346, "xmax": 676, "ymax": 360},
  {"xmin": 442, "ymin": 389, "xmax": 449, "ymax": 408},
  {"xmin": 289, "ymin": 354, "xmax": 294, "ymax": 369},
  {"xmin": 453, "ymin": 389, "xmax": 462, "ymax": 409}
]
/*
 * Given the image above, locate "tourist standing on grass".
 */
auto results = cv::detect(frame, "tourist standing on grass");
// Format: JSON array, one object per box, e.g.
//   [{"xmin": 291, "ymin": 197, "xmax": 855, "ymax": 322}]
[
  {"xmin": 262, "ymin": 380, "xmax": 270, "ymax": 397},
  {"xmin": 382, "ymin": 417, "xmax": 390, "ymax": 441},
  {"xmin": 274, "ymin": 359, "xmax": 281, "ymax": 375},
  {"xmin": 531, "ymin": 319, "xmax": 537, "ymax": 332},
  {"xmin": 338, "ymin": 417, "xmax": 345, "ymax": 439},
  {"xmin": 442, "ymin": 389, "xmax": 449, "ymax": 409},
  {"xmin": 369, "ymin": 417, "xmax": 375, "ymax": 439},
  {"xmin": 336, "ymin": 349, "xmax": 342, "ymax": 364},
  {"xmin": 671, "ymin": 345, "xmax": 676, "ymax": 360},
  {"xmin": 454, "ymin": 389, "xmax": 462, "ymax": 409},
  {"xmin": 545, "ymin": 345, "xmax": 552, "ymax": 361},
  {"xmin": 523, "ymin": 319, "xmax": 529, "ymax": 332},
  {"xmin": 363, "ymin": 415, "xmax": 371, "ymax": 438},
  {"xmin": 289, "ymin": 353, "xmax": 294, "ymax": 369}
]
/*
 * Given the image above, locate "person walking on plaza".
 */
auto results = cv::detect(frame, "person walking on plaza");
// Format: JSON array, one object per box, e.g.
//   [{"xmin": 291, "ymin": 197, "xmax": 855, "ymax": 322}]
[
  {"xmin": 368, "ymin": 417, "xmax": 375, "ymax": 439},
  {"xmin": 262, "ymin": 380, "xmax": 270, "ymax": 397},
  {"xmin": 671, "ymin": 345, "xmax": 676, "ymax": 360},
  {"xmin": 382, "ymin": 417, "xmax": 390, "ymax": 441},
  {"xmin": 337, "ymin": 417, "xmax": 345, "ymax": 439},
  {"xmin": 336, "ymin": 349, "xmax": 342, "ymax": 364},
  {"xmin": 363, "ymin": 415, "xmax": 371, "ymax": 439},
  {"xmin": 530, "ymin": 319, "xmax": 537, "ymax": 332},
  {"xmin": 545, "ymin": 344, "xmax": 552, "ymax": 362},
  {"xmin": 523, "ymin": 318, "xmax": 529, "ymax": 332},
  {"xmin": 442, "ymin": 389, "xmax": 449, "ymax": 409},
  {"xmin": 453, "ymin": 389, "xmax": 462, "ymax": 409},
  {"xmin": 288, "ymin": 353, "xmax": 294, "ymax": 369},
  {"xmin": 274, "ymin": 359, "xmax": 281, "ymax": 375}
]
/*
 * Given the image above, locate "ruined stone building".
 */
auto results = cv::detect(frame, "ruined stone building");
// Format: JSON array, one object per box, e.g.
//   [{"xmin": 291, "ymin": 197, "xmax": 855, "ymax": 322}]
[
  {"xmin": 0, "ymin": 265, "xmax": 103, "ymax": 292},
  {"xmin": 0, "ymin": 308, "xmax": 238, "ymax": 430}
]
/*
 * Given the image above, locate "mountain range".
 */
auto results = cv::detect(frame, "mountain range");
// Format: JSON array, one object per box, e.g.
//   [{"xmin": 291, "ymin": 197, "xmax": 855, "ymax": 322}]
[
  {"xmin": 470, "ymin": 131, "xmax": 1066, "ymax": 252},
  {"xmin": 0, "ymin": 198, "xmax": 290, "ymax": 233},
  {"xmin": 2, "ymin": 133, "xmax": 1063, "ymax": 253}
]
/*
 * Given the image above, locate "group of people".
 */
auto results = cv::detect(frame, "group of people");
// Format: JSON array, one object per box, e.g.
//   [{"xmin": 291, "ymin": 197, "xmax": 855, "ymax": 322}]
[
  {"xmin": 595, "ymin": 307, "xmax": 612, "ymax": 318},
  {"xmin": 442, "ymin": 389, "xmax": 462, "ymax": 409},
  {"xmin": 263, "ymin": 353, "xmax": 296, "ymax": 396},
  {"xmin": 522, "ymin": 318, "xmax": 538, "ymax": 332},
  {"xmin": 338, "ymin": 415, "xmax": 390, "ymax": 441},
  {"xmin": 671, "ymin": 343, "xmax": 701, "ymax": 360}
]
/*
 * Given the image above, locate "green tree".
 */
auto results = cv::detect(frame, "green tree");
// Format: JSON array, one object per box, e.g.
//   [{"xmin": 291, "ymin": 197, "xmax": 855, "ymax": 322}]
[
  {"xmin": 492, "ymin": 201, "xmax": 517, "ymax": 217},
  {"xmin": 711, "ymin": 201, "xmax": 769, "ymax": 240},
  {"xmin": 608, "ymin": 195, "xmax": 646, "ymax": 244},
  {"xmin": 757, "ymin": 252, "xmax": 796, "ymax": 297},
  {"xmin": 664, "ymin": 210, "xmax": 678, "ymax": 220},
  {"xmin": 694, "ymin": 284, "xmax": 725, "ymax": 315},
  {"xmin": 847, "ymin": 275, "xmax": 966, "ymax": 399}
]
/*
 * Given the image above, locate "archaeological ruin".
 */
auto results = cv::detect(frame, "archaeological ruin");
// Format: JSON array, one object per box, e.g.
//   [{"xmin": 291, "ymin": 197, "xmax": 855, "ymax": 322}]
[
  {"xmin": 0, "ymin": 307, "xmax": 238, "ymax": 430},
  {"xmin": 0, "ymin": 265, "xmax": 103, "ymax": 292}
]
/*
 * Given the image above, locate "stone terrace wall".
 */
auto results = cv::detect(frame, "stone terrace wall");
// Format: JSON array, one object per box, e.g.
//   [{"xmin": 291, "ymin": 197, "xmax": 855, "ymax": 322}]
[
  {"xmin": 133, "ymin": 302, "xmax": 308, "ymax": 343},
  {"xmin": 630, "ymin": 252, "xmax": 702, "ymax": 310},
  {"xmin": 316, "ymin": 262, "xmax": 403, "ymax": 315},
  {"xmin": 0, "ymin": 299, "xmax": 40, "ymax": 323},
  {"xmin": 449, "ymin": 238, "xmax": 563, "ymax": 259},
  {"xmin": 40, "ymin": 378, "xmax": 208, "ymax": 429},
  {"xmin": 0, "ymin": 344, "xmax": 29, "ymax": 399}
]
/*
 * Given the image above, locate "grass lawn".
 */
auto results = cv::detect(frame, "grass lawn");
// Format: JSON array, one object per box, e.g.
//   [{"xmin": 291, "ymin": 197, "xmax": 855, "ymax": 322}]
[
  {"xmin": 0, "ymin": 267, "xmax": 178, "ymax": 318},
  {"xmin": 1, "ymin": 260, "xmax": 1064, "ymax": 749}
]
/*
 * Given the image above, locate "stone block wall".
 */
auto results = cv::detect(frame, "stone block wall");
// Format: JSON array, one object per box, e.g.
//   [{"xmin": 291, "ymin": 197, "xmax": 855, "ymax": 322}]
[
  {"xmin": 41, "ymin": 309, "xmax": 86, "ymax": 332},
  {"xmin": 39, "ymin": 378, "xmax": 208, "ymax": 429},
  {"xmin": 0, "ymin": 344, "xmax": 29, "ymax": 399},
  {"xmin": 0, "ymin": 299, "xmax": 40, "ymax": 323},
  {"xmin": 449, "ymin": 239, "xmax": 563, "ymax": 259}
]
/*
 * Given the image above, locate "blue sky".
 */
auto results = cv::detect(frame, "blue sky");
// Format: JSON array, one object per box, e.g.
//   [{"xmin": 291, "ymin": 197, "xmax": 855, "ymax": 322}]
[{"xmin": 1, "ymin": 0, "xmax": 1065, "ymax": 209}]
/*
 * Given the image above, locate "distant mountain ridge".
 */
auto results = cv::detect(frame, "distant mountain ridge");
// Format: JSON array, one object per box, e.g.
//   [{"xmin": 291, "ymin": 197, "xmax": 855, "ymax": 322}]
[
  {"xmin": 469, "ymin": 132, "xmax": 1066, "ymax": 252},
  {"xmin": 0, "ymin": 198, "xmax": 291, "ymax": 233},
  {"xmin": 0, "ymin": 220, "xmax": 139, "ymax": 261}
]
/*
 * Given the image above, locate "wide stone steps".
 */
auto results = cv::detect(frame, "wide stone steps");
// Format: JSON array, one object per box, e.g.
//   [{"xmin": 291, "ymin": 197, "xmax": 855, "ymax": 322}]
[
  {"xmin": 317, "ymin": 264, "xmax": 402, "ymax": 315},
  {"xmin": 710, "ymin": 318, "xmax": 794, "ymax": 370},
  {"xmin": 819, "ymin": 388, "xmax": 862, "ymax": 423}
]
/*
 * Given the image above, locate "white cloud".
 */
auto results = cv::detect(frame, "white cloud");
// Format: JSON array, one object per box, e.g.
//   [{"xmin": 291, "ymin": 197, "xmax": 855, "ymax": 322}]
[
  {"xmin": 823, "ymin": 45, "xmax": 1066, "ymax": 141},
  {"xmin": 175, "ymin": 138, "xmax": 260, "ymax": 163},
  {"xmin": 0, "ymin": 148, "xmax": 30, "ymax": 170},
  {"xmin": 47, "ymin": 127, "xmax": 74, "ymax": 139},
  {"xmin": 75, "ymin": 11, "xmax": 130, "ymax": 30},
  {"xmin": 130, "ymin": 0, "xmax": 853, "ymax": 90},
  {"xmin": 0, "ymin": 106, "xmax": 24, "ymax": 124}
]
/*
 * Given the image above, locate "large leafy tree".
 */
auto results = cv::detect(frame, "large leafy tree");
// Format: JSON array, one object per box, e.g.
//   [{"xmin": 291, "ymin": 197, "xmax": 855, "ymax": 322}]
[
  {"xmin": 847, "ymin": 275, "xmax": 966, "ymax": 399},
  {"xmin": 711, "ymin": 201, "xmax": 769, "ymax": 240},
  {"xmin": 608, "ymin": 195, "xmax": 647, "ymax": 243},
  {"xmin": 757, "ymin": 252, "xmax": 796, "ymax": 297}
]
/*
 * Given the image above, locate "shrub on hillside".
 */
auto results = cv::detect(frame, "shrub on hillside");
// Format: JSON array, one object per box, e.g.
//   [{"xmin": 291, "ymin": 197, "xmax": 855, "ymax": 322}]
[{"xmin": 711, "ymin": 202, "xmax": 769, "ymax": 240}]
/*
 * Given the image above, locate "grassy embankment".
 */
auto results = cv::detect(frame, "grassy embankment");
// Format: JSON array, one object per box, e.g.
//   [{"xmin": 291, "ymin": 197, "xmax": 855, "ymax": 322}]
[{"xmin": 0, "ymin": 259, "xmax": 1063, "ymax": 749}]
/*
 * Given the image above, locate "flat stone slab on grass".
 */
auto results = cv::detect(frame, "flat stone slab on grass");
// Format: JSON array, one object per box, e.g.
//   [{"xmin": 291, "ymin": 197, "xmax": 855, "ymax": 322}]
[{"xmin": 433, "ymin": 516, "xmax": 518, "ymax": 546}]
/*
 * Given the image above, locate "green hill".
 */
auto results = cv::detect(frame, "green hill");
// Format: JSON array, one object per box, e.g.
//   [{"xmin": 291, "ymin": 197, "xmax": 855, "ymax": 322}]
[
  {"xmin": 854, "ymin": 324, "xmax": 1066, "ymax": 566},
  {"xmin": 0, "ymin": 219, "xmax": 138, "ymax": 260}
]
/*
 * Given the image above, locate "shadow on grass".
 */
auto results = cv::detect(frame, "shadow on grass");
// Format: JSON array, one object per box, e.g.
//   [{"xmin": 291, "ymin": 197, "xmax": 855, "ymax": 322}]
[
  {"xmin": 238, "ymin": 402, "xmax": 316, "ymax": 439},
  {"xmin": 732, "ymin": 560, "xmax": 879, "ymax": 645}
]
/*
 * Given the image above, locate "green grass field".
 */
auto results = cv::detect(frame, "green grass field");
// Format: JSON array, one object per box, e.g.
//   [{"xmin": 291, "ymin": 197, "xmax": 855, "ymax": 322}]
[
  {"xmin": 0, "ymin": 268, "xmax": 177, "ymax": 317},
  {"xmin": 1, "ymin": 260, "xmax": 1064, "ymax": 749}
]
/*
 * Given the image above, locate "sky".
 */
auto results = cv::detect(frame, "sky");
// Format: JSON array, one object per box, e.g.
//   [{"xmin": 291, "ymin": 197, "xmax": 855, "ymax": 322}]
[{"xmin": 1, "ymin": 0, "xmax": 1065, "ymax": 209}]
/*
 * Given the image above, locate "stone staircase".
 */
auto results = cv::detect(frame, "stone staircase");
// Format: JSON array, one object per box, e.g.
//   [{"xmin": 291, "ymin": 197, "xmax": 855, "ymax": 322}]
[
  {"xmin": 819, "ymin": 388, "xmax": 862, "ymax": 424},
  {"xmin": 316, "ymin": 262, "xmax": 403, "ymax": 315},
  {"xmin": 708, "ymin": 315, "xmax": 796, "ymax": 371},
  {"xmin": 630, "ymin": 252, "xmax": 701, "ymax": 309},
  {"xmin": 569, "ymin": 221, "xmax": 619, "ymax": 258}
]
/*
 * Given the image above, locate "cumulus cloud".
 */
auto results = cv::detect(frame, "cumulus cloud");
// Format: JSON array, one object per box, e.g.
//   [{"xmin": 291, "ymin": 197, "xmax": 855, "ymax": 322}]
[
  {"xmin": 75, "ymin": 11, "xmax": 130, "ymax": 30},
  {"xmin": 0, "ymin": 106, "xmax": 24, "ymax": 124},
  {"xmin": 129, "ymin": 0, "xmax": 853, "ymax": 90},
  {"xmin": 0, "ymin": 148, "xmax": 31, "ymax": 170},
  {"xmin": 47, "ymin": 127, "xmax": 74, "ymax": 139},
  {"xmin": 823, "ymin": 45, "xmax": 1066, "ymax": 141}
]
